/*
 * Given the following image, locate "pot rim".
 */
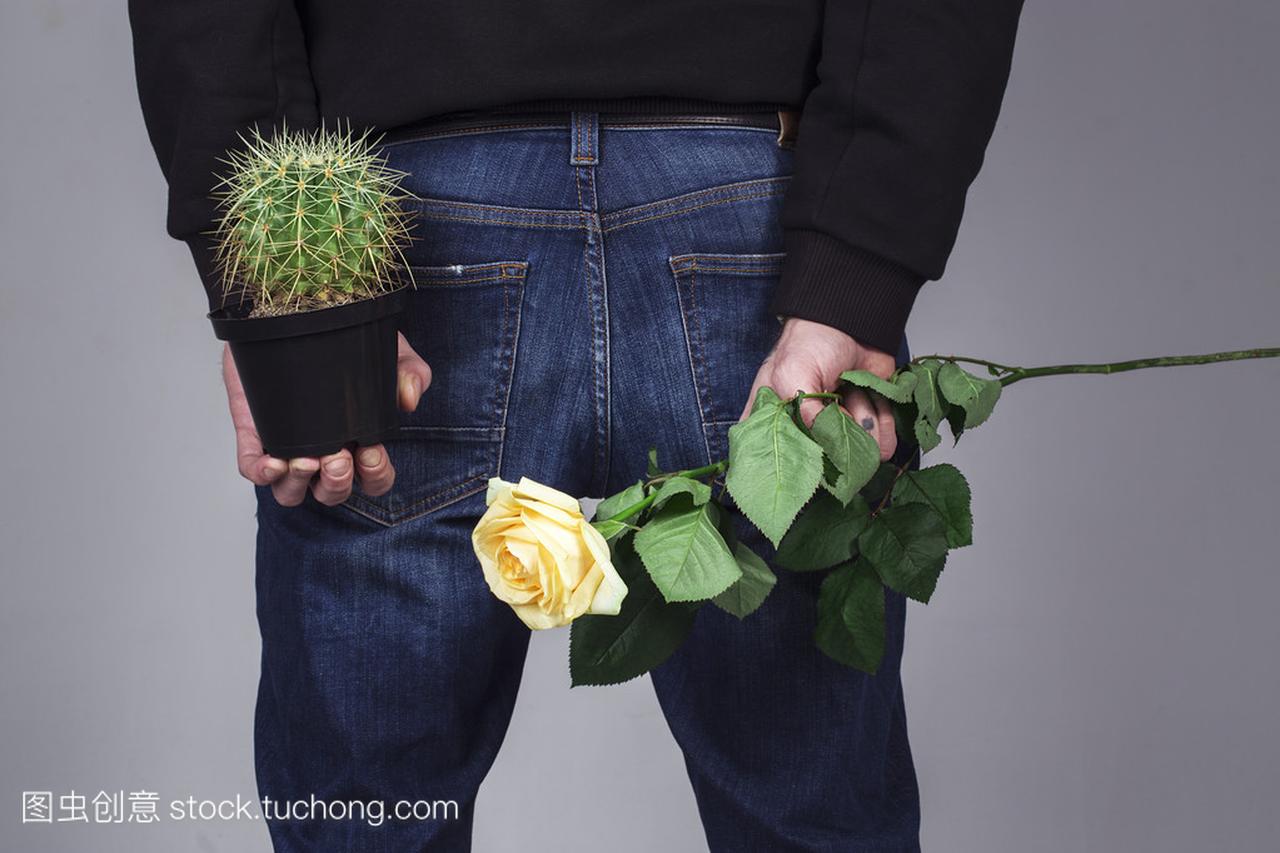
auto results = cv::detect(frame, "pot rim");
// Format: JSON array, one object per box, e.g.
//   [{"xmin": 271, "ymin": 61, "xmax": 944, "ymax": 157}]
[{"xmin": 208, "ymin": 286, "xmax": 408, "ymax": 343}]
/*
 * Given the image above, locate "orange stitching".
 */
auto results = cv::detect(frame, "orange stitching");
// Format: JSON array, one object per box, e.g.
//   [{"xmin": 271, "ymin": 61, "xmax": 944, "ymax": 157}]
[
  {"xmin": 413, "ymin": 212, "xmax": 579, "ymax": 229},
  {"xmin": 603, "ymin": 189, "xmax": 788, "ymax": 234},
  {"xmin": 603, "ymin": 176, "xmax": 789, "ymax": 221},
  {"xmin": 671, "ymin": 265, "xmax": 782, "ymax": 275},
  {"xmin": 345, "ymin": 473, "xmax": 489, "ymax": 525},
  {"xmin": 413, "ymin": 197, "xmax": 578, "ymax": 217}
]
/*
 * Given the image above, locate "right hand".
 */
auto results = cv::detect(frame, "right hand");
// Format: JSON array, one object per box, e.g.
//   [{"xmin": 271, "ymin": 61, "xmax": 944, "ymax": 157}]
[{"xmin": 223, "ymin": 334, "xmax": 431, "ymax": 507}]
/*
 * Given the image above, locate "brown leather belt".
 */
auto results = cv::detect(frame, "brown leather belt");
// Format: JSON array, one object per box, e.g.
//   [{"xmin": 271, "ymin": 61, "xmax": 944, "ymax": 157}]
[{"xmin": 381, "ymin": 108, "xmax": 800, "ymax": 148}]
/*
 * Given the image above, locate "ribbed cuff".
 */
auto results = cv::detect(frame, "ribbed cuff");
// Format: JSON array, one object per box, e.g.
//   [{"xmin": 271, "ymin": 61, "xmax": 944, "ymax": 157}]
[{"xmin": 770, "ymin": 230, "xmax": 924, "ymax": 354}]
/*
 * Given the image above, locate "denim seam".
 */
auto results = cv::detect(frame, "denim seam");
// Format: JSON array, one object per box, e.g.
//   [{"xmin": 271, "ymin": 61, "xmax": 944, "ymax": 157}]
[
  {"xmin": 409, "ymin": 261, "xmax": 529, "ymax": 285},
  {"xmin": 408, "ymin": 276, "xmax": 519, "ymax": 286},
  {"xmin": 688, "ymin": 266, "xmax": 719, "ymax": 452},
  {"xmin": 494, "ymin": 274, "xmax": 524, "ymax": 478},
  {"xmin": 669, "ymin": 251, "xmax": 786, "ymax": 273},
  {"xmin": 586, "ymin": 165, "xmax": 610, "ymax": 489},
  {"xmin": 605, "ymin": 189, "xmax": 788, "ymax": 234},
  {"xmin": 601, "ymin": 180, "xmax": 790, "ymax": 234},
  {"xmin": 413, "ymin": 212, "xmax": 583, "ymax": 230},
  {"xmin": 570, "ymin": 112, "xmax": 609, "ymax": 492},
  {"xmin": 395, "ymin": 426, "xmax": 504, "ymax": 436},
  {"xmin": 670, "ymin": 264, "xmax": 784, "ymax": 275},
  {"xmin": 405, "ymin": 178, "xmax": 788, "ymax": 232},
  {"xmin": 669, "ymin": 261, "xmax": 716, "ymax": 464},
  {"xmin": 572, "ymin": 170, "xmax": 610, "ymax": 493},
  {"xmin": 343, "ymin": 473, "xmax": 491, "ymax": 527},
  {"xmin": 602, "ymin": 176, "xmax": 789, "ymax": 226},
  {"xmin": 413, "ymin": 198, "xmax": 581, "ymax": 217}
]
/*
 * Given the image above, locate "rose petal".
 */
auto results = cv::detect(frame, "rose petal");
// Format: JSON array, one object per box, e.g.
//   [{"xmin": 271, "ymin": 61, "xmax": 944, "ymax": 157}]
[
  {"xmin": 581, "ymin": 521, "xmax": 628, "ymax": 615},
  {"xmin": 485, "ymin": 477, "xmax": 515, "ymax": 506},
  {"xmin": 512, "ymin": 477, "xmax": 582, "ymax": 514}
]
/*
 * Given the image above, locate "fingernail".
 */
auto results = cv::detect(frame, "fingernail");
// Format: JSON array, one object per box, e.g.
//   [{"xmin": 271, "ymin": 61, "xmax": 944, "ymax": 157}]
[
  {"xmin": 324, "ymin": 458, "xmax": 351, "ymax": 476},
  {"xmin": 358, "ymin": 447, "xmax": 382, "ymax": 467},
  {"xmin": 263, "ymin": 459, "xmax": 287, "ymax": 477},
  {"xmin": 291, "ymin": 458, "xmax": 320, "ymax": 475},
  {"xmin": 861, "ymin": 417, "xmax": 875, "ymax": 431}
]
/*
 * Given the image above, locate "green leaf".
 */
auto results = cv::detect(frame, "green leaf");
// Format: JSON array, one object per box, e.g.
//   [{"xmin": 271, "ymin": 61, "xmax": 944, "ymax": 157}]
[
  {"xmin": 712, "ymin": 542, "xmax": 777, "ymax": 619},
  {"xmin": 774, "ymin": 492, "xmax": 870, "ymax": 572},
  {"xmin": 892, "ymin": 399, "xmax": 918, "ymax": 445},
  {"xmin": 907, "ymin": 359, "xmax": 945, "ymax": 453},
  {"xmin": 594, "ymin": 480, "xmax": 645, "ymax": 525},
  {"xmin": 891, "ymin": 464, "xmax": 973, "ymax": 548},
  {"xmin": 839, "ymin": 369, "xmax": 917, "ymax": 404},
  {"xmin": 650, "ymin": 475, "xmax": 712, "ymax": 510},
  {"xmin": 819, "ymin": 455, "xmax": 854, "ymax": 505},
  {"xmin": 809, "ymin": 402, "xmax": 882, "ymax": 502},
  {"xmin": 634, "ymin": 497, "xmax": 742, "ymax": 602},
  {"xmin": 590, "ymin": 518, "xmax": 634, "ymax": 542},
  {"xmin": 860, "ymin": 462, "xmax": 900, "ymax": 505},
  {"xmin": 945, "ymin": 405, "xmax": 967, "ymax": 445},
  {"xmin": 749, "ymin": 384, "xmax": 784, "ymax": 413},
  {"xmin": 937, "ymin": 362, "xmax": 1002, "ymax": 429},
  {"xmin": 858, "ymin": 503, "xmax": 949, "ymax": 603},
  {"xmin": 646, "ymin": 447, "xmax": 661, "ymax": 478},
  {"xmin": 725, "ymin": 389, "xmax": 824, "ymax": 546},
  {"xmin": 570, "ymin": 537, "xmax": 699, "ymax": 686},
  {"xmin": 814, "ymin": 559, "xmax": 886, "ymax": 673},
  {"xmin": 913, "ymin": 415, "xmax": 943, "ymax": 454},
  {"xmin": 909, "ymin": 359, "xmax": 946, "ymax": 425}
]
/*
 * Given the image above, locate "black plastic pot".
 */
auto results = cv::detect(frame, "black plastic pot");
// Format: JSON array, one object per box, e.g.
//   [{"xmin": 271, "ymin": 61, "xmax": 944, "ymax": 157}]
[{"xmin": 209, "ymin": 288, "xmax": 407, "ymax": 459}]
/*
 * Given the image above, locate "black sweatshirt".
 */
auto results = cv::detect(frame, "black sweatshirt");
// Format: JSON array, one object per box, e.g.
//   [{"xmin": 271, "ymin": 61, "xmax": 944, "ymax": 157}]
[{"xmin": 128, "ymin": 0, "xmax": 1024, "ymax": 354}]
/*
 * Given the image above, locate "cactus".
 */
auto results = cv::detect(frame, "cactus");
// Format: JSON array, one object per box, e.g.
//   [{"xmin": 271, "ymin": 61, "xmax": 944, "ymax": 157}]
[{"xmin": 211, "ymin": 120, "xmax": 416, "ymax": 314}]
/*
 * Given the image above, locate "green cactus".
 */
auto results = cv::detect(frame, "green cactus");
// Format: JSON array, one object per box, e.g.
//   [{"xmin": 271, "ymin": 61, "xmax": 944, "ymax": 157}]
[{"xmin": 211, "ymin": 120, "xmax": 416, "ymax": 314}]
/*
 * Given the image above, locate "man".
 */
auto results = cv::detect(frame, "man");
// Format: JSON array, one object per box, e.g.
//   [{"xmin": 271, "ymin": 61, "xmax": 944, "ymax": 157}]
[{"xmin": 130, "ymin": 2, "xmax": 1023, "ymax": 849}]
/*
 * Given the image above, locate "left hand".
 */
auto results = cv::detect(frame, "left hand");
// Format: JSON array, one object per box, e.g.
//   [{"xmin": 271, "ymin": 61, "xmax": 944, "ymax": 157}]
[
  {"xmin": 740, "ymin": 317, "xmax": 899, "ymax": 461},
  {"xmin": 225, "ymin": 332, "xmax": 432, "ymax": 507}
]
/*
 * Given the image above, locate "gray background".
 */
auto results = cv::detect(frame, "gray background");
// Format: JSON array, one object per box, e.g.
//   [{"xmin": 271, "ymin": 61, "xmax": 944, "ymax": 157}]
[{"xmin": 3, "ymin": 1, "xmax": 1278, "ymax": 850}]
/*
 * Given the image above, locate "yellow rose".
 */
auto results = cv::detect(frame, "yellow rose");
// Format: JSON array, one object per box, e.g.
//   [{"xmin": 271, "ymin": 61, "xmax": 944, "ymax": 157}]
[{"xmin": 471, "ymin": 477, "xmax": 628, "ymax": 630}]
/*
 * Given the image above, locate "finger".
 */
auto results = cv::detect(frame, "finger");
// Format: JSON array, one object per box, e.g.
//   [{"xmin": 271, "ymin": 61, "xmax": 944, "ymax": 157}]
[
  {"xmin": 235, "ymin": 427, "xmax": 288, "ymax": 485},
  {"xmin": 843, "ymin": 389, "xmax": 882, "ymax": 451},
  {"xmin": 272, "ymin": 458, "xmax": 320, "ymax": 507},
  {"xmin": 739, "ymin": 371, "xmax": 769, "ymax": 422},
  {"xmin": 796, "ymin": 395, "xmax": 825, "ymax": 428},
  {"xmin": 397, "ymin": 334, "xmax": 432, "ymax": 412},
  {"xmin": 872, "ymin": 394, "xmax": 898, "ymax": 461},
  {"xmin": 354, "ymin": 444, "xmax": 396, "ymax": 497},
  {"xmin": 311, "ymin": 450, "xmax": 355, "ymax": 506}
]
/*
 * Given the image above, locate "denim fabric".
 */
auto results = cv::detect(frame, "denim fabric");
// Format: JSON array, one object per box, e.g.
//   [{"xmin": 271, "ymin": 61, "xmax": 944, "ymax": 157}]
[{"xmin": 253, "ymin": 112, "xmax": 919, "ymax": 852}]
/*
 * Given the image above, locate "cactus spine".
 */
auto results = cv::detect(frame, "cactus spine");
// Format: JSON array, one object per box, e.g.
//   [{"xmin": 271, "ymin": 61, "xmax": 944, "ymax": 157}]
[{"xmin": 212, "ymin": 121, "xmax": 415, "ymax": 314}]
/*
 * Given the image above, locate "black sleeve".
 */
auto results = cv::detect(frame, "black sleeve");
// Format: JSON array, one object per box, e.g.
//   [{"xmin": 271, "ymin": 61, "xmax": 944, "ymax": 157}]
[
  {"xmin": 772, "ymin": 0, "xmax": 1025, "ymax": 354},
  {"xmin": 127, "ymin": 0, "xmax": 319, "ymax": 313}
]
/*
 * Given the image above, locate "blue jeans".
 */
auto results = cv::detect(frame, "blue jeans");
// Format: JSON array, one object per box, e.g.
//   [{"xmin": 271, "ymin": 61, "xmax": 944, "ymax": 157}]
[{"xmin": 254, "ymin": 112, "xmax": 919, "ymax": 851}]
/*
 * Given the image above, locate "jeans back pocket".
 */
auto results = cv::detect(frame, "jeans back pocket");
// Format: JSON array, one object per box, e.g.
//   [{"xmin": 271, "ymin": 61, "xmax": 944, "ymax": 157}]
[
  {"xmin": 669, "ymin": 252, "xmax": 785, "ymax": 465},
  {"xmin": 342, "ymin": 261, "xmax": 527, "ymax": 526}
]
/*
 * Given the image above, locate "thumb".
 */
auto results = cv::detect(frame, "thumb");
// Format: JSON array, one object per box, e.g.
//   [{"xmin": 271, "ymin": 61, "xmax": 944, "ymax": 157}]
[{"xmin": 396, "ymin": 333, "xmax": 432, "ymax": 412}]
